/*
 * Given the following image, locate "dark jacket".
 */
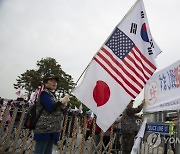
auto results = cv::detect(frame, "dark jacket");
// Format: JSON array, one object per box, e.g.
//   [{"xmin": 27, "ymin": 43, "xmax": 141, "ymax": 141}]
[
  {"xmin": 121, "ymin": 103, "xmax": 143, "ymax": 133},
  {"xmin": 34, "ymin": 89, "xmax": 63, "ymax": 134}
]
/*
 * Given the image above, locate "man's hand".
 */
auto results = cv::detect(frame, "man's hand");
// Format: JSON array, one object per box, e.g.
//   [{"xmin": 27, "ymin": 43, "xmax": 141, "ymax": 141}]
[{"xmin": 142, "ymin": 99, "xmax": 146, "ymax": 105}]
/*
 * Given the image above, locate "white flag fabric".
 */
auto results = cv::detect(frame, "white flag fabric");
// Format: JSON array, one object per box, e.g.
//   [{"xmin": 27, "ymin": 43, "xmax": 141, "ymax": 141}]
[
  {"xmin": 73, "ymin": 61, "xmax": 130, "ymax": 130},
  {"xmin": 73, "ymin": 0, "xmax": 161, "ymax": 132},
  {"xmin": 131, "ymin": 118, "xmax": 147, "ymax": 154},
  {"xmin": 120, "ymin": 0, "xmax": 161, "ymax": 59},
  {"xmin": 79, "ymin": 103, "xmax": 83, "ymax": 113},
  {"xmin": 28, "ymin": 91, "xmax": 37, "ymax": 104}
]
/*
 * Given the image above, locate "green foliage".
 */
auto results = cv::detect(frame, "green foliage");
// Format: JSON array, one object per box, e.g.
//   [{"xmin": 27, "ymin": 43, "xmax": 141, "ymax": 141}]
[
  {"xmin": 14, "ymin": 69, "xmax": 41, "ymax": 97},
  {"xmin": 14, "ymin": 57, "xmax": 90, "ymax": 112},
  {"xmin": 14, "ymin": 57, "xmax": 75, "ymax": 98}
]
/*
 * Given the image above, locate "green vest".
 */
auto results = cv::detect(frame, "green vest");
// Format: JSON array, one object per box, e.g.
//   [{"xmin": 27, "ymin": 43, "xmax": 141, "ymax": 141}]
[{"xmin": 165, "ymin": 121, "xmax": 175, "ymax": 135}]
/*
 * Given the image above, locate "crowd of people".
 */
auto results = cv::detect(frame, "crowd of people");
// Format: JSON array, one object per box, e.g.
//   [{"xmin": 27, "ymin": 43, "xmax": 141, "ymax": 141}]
[
  {"xmin": 0, "ymin": 74, "xmax": 145, "ymax": 154},
  {"xmin": 1, "ymin": 73, "xmax": 177, "ymax": 154},
  {"xmin": 84, "ymin": 99, "xmax": 144, "ymax": 154}
]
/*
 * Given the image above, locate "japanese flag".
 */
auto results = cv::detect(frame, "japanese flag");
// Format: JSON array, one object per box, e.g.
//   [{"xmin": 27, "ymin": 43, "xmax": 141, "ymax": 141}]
[{"xmin": 73, "ymin": 61, "xmax": 132, "ymax": 131}]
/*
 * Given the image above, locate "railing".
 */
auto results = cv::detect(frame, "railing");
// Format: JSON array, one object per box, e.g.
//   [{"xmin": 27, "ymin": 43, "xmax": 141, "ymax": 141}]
[
  {"xmin": 0, "ymin": 103, "xmax": 177, "ymax": 154},
  {"xmin": 0, "ymin": 104, "xmax": 122, "ymax": 154}
]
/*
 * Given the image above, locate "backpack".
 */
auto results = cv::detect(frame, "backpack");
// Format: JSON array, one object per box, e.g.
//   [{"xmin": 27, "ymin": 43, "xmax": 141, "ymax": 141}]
[{"xmin": 24, "ymin": 103, "xmax": 43, "ymax": 130}]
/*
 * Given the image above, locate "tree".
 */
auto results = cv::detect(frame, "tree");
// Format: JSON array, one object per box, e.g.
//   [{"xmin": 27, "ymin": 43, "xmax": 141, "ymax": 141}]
[{"xmin": 14, "ymin": 57, "xmax": 75, "ymax": 99}]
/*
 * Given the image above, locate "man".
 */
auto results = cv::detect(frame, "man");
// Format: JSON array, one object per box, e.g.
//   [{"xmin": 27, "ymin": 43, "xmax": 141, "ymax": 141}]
[
  {"xmin": 85, "ymin": 112, "xmax": 93, "ymax": 141},
  {"xmin": 164, "ymin": 116, "xmax": 176, "ymax": 154},
  {"xmin": 121, "ymin": 99, "xmax": 145, "ymax": 154}
]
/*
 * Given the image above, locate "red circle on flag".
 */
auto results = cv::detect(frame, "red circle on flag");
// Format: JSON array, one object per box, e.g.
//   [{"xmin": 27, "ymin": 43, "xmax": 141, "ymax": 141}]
[{"xmin": 93, "ymin": 80, "xmax": 110, "ymax": 107}]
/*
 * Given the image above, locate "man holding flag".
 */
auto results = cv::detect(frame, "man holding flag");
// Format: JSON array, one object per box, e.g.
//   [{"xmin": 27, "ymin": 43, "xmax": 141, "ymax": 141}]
[
  {"xmin": 73, "ymin": 0, "xmax": 161, "ymax": 132},
  {"xmin": 121, "ymin": 99, "xmax": 145, "ymax": 154}
]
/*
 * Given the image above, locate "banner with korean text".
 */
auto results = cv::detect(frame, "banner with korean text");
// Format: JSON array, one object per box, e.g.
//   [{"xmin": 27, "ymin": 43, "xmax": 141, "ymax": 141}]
[{"xmin": 144, "ymin": 60, "xmax": 180, "ymax": 112}]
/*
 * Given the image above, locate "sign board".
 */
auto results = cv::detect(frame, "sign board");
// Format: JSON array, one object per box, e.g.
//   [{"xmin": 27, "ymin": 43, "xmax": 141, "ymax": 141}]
[
  {"xmin": 144, "ymin": 60, "xmax": 180, "ymax": 113},
  {"xmin": 145, "ymin": 123, "xmax": 170, "ymax": 135}
]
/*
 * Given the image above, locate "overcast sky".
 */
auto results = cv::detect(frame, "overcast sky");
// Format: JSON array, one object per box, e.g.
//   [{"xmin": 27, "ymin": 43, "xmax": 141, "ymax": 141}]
[{"xmin": 0, "ymin": 0, "xmax": 180, "ymax": 104}]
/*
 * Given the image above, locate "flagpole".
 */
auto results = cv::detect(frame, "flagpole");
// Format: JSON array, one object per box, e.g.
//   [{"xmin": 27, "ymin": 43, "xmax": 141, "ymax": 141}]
[
  {"xmin": 74, "ymin": 61, "xmax": 91, "ymax": 86},
  {"xmin": 68, "ymin": 61, "xmax": 91, "ymax": 94}
]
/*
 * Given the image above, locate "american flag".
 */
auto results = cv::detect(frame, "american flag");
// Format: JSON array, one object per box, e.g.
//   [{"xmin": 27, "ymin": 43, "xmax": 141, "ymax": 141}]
[
  {"xmin": 34, "ymin": 84, "xmax": 44, "ymax": 102},
  {"xmin": 94, "ymin": 27, "xmax": 156, "ymax": 98}
]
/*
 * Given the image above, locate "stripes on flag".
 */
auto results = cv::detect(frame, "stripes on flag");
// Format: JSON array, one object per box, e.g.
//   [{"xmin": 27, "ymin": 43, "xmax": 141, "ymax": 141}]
[
  {"xmin": 35, "ymin": 84, "xmax": 44, "ymax": 102},
  {"xmin": 94, "ymin": 28, "xmax": 156, "ymax": 98}
]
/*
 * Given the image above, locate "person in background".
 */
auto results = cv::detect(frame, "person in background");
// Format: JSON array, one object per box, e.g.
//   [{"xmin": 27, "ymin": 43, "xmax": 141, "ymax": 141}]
[
  {"xmin": 113, "ymin": 114, "xmax": 122, "ymax": 151},
  {"xmin": 33, "ymin": 74, "xmax": 70, "ymax": 154},
  {"xmin": 85, "ymin": 112, "xmax": 93, "ymax": 141},
  {"xmin": 163, "ymin": 116, "xmax": 176, "ymax": 154},
  {"xmin": 94, "ymin": 124, "xmax": 112, "ymax": 152},
  {"xmin": 121, "ymin": 99, "xmax": 145, "ymax": 154}
]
